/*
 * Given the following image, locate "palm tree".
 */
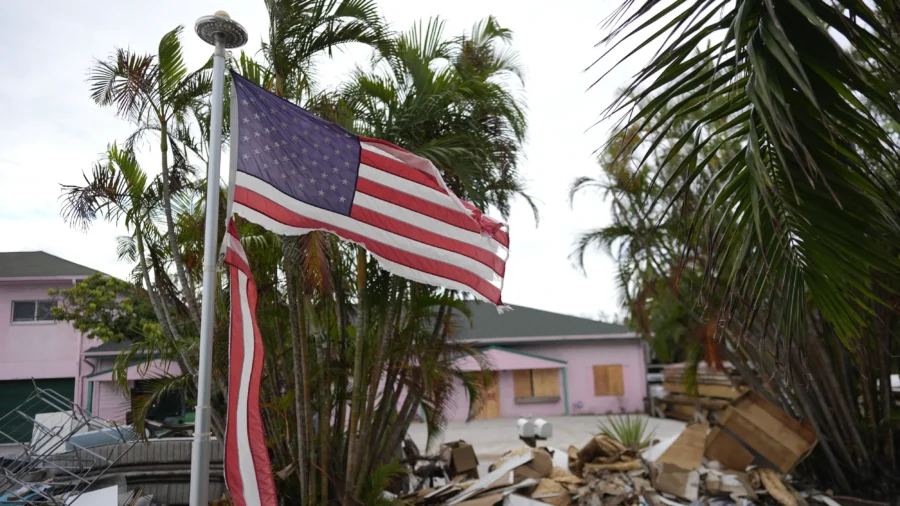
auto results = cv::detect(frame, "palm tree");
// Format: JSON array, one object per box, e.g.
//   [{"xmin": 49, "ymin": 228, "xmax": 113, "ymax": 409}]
[
  {"xmin": 596, "ymin": 0, "xmax": 900, "ymax": 496},
  {"xmin": 343, "ymin": 16, "xmax": 535, "ymax": 219},
  {"xmin": 87, "ymin": 26, "xmax": 212, "ymax": 327},
  {"xmin": 59, "ymin": 144, "xmax": 226, "ymax": 438}
]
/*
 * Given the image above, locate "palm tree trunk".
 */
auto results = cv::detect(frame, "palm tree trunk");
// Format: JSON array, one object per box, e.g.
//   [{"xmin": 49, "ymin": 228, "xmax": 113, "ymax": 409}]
[
  {"xmin": 356, "ymin": 282, "xmax": 404, "ymax": 492},
  {"xmin": 158, "ymin": 120, "xmax": 201, "ymax": 327},
  {"xmin": 344, "ymin": 247, "xmax": 368, "ymax": 502},
  {"xmin": 283, "ymin": 240, "xmax": 307, "ymax": 506}
]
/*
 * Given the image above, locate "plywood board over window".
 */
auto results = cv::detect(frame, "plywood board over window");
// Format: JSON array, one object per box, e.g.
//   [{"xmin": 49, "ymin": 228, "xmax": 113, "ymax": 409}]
[
  {"xmin": 593, "ymin": 364, "xmax": 625, "ymax": 396},
  {"xmin": 513, "ymin": 368, "xmax": 560, "ymax": 403}
]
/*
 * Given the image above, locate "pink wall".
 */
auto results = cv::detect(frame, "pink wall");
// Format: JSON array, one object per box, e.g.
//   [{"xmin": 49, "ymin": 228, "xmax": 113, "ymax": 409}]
[
  {"xmin": 446, "ymin": 338, "xmax": 647, "ymax": 421},
  {"xmin": 1, "ymin": 280, "xmax": 103, "ymax": 407},
  {"xmin": 515, "ymin": 340, "xmax": 646, "ymax": 415},
  {"xmin": 1, "ymin": 281, "xmax": 86, "ymax": 380}
]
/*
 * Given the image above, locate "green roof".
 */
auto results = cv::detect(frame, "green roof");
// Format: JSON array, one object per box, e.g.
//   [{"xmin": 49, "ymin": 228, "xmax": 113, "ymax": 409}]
[
  {"xmin": 0, "ymin": 251, "xmax": 99, "ymax": 278},
  {"xmin": 451, "ymin": 302, "xmax": 632, "ymax": 340},
  {"xmin": 84, "ymin": 339, "xmax": 134, "ymax": 355}
]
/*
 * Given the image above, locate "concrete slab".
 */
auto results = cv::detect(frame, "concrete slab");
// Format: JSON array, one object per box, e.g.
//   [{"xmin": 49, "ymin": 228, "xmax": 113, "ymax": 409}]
[{"xmin": 407, "ymin": 415, "xmax": 686, "ymax": 462}]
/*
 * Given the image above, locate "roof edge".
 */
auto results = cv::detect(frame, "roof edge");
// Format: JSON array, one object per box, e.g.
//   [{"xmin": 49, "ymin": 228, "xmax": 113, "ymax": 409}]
[
  {"xmin": 461, "ymin": 333, "xmax": 640, "ymax": 344},
  {"xmin": 482, "ymin": 345, "xmax": 567, "ymax": 364},
  {"xmin": 0, "ymin": 275, "xmax": 92, "ymax": 282}
]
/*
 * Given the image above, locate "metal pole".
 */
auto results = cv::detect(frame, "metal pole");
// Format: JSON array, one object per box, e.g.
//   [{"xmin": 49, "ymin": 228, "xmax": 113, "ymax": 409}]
[{"xmin": 190, "ymin": 12, "xmax": 247, "ymax": 506}]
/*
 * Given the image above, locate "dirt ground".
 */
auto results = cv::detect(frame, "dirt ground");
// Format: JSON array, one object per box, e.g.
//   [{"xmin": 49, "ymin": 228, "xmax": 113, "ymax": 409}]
[{"xmin": 406, "ymin": 415, "xmax": 686, "ymax": 469}]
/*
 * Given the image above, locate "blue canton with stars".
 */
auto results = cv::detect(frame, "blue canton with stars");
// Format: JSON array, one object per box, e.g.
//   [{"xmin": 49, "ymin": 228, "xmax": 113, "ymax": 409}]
[{"xmin": 232, "ymin": 72, "xmax": 361, "ymax": 216}]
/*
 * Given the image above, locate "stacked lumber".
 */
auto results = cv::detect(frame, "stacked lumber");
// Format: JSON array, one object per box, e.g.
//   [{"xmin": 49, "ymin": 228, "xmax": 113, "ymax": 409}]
[{"xmin": 659, "ymin": 362, "xmax": 748, "ymax": 421}]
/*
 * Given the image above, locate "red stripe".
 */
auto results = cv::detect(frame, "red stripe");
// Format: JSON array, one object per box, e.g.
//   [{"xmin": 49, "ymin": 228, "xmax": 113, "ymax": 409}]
[
  {"xmin": 350, "ymin": 206, "xmax": 506, "ymax": 276},
  {"xmin": 235, "ymin": 187, "xmax": 502, "ymax": 303},
  {"xmin": 356, "ymin": 178, "xmax": 510, "ymax": 248},
  {"xmin": 359, "ymin": 136, "xmax": 413, "ymax": 155},
  {"xmin": 225, "ymin": 264, "xmax": 246, "ymax": 506},
  {"xmin": 360, "ymin": 148, "xmax": 443, "ymax": 193},
  {"xmin": 244, "ymin": 265, "xmax": 278, "ymax": 506}
]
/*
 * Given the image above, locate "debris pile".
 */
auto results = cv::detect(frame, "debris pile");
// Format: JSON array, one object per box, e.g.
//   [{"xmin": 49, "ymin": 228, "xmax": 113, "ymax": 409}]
[
  {"xmin": 401, "ymin": 391, "xmax": 841, "ymax": 506},
  {"xmin": 659, "ymin": 362, "xmax": 747, "ymax": 421}
]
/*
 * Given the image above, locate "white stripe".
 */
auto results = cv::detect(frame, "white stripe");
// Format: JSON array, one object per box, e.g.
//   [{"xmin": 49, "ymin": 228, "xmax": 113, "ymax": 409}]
[
  {"xmin": 359, "ymin": 141, "xmax": 470, "ymax": 216},
  {"xmin": 235, "ymin": 174, "xmax": 503, "ymax": 288},
  {"xmin": 358, "ymin": 164, "xmax": 459, "ymax": 210},
  {"xmin": 233, "ymin": 204, "xmax": 498, "ymax": 304},
  {"xmin": 359, "ymin": 141, "xmax": 472, "ymax": 216},
  {"xmin": 226, "ymin": 234, "xmax": 249, "ymax": 265},
  {"xmin": 360, "ymin": 142, "xmax": 404, "ymax": 163},
  {"xmin": 353, "ymin": 193, "xmax": 508, "ymax": 258},
  {"xmin": 237, "ymin": 271, "xmax": 262, "ymax": 506}
]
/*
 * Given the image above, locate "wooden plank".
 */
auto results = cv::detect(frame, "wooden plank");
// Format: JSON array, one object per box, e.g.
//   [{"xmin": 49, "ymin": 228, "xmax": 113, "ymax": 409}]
[
  {"xmin": 531, "ymin": 368, "xmax": 560, "ymax": 397},
  {"xmin": 513, "ymin": 370, "xmax": 533, "ymax": 398},
  {"xmin": 607, "ymin": 364, "xmax": 625, "ymax": 396},
  {"xmin": 664, "ymin": 382, "xmax": 744, "ymax": 399},
  {"xmin": 593, "ymin": 365, "xmax": 611, "ymax": 396}
]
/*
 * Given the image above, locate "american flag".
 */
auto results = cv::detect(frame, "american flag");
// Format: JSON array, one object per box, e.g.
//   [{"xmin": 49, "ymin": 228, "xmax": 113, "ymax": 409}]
[
  {"xmin": 221, "ymin": 219, "xmax": 277, "ymax": 506},
  {"xmin": 226, "ymin": 71, "xmax": 509, "ymax": 305}
]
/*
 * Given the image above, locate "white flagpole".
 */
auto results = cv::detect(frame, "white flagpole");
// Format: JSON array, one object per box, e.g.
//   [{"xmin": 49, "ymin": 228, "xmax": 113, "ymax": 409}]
[{"xmin": 191, "ymin": 11, "xmax": 247, "ymax": 506}]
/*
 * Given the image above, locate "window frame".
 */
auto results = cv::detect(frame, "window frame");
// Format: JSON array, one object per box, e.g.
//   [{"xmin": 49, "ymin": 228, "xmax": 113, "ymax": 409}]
[{"xmin": 10, "ymin": 300, "xmax": 56, "ymax": 325}]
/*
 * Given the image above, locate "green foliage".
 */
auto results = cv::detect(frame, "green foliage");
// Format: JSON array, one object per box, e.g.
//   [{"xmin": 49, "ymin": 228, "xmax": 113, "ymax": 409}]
[
  {"xmin": 597, "ymin": 414, "xmax": 654, "ymax": 451},
  {"xmin": 359, "ymin": 461, "xmax": 408, "ymax": 506},
  {"xmin": 49, "ymin": 273, "xmax": 159, "ymax": 343}
]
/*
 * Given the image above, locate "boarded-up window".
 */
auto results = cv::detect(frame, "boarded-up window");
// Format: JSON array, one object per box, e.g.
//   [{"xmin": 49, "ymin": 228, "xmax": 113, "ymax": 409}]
[
  {"xmin": 513, "ymin": 368, "xmax": 560, "ymax": 398},
  {"xmin": 593, "ymin": 364, "xmax": 625, "ymax": 396}
]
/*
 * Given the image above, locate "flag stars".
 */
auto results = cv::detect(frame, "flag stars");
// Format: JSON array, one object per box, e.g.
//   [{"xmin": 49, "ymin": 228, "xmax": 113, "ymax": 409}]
[
  {"xmin": 310, "ymin": 177, "xmax": 316, "ymax": 183},
  {"xmin": 242, "ymin": 99, "xmax": 249, "ymax": 106},
  {"xmin": 311, "ymin": 161, "xmax": 318, "ymax": 167},
  {"xmin": 318, "ymin": 190, "xmax": 325, "ymax": 196},
  {"xmin": 264, "ymin": 127, "xmax": 271, "ymax": 134},
  {"xmin": 332, "ymin": 167, "xmax": 339, "ymax": 173},
  {"xmin": 270, "ymin": 107, "xmax": 277, "ymax": 113},
  {"xmin": 312, "ymin": 143, "xmax": 319, "ymax": 149},
  {"xmin": 262, "ymin": 163, "xmax": 269, "ymax": 169},
  {"xmin": 321, "ymin": 172, "xmax": 328, "ymax": 179},
  {"xmin": 330, "ymin": 184, "xmax": 337, "ymax": 191},
  {"xmin": 242, "ymin": 135, "xmax": 250, "ymax": 142},
  {"xmin": 334, "ymin": 149, "xmax": 341, "ymax": 155},
  {"xmin": 254, "ymin": 148, "xmax": 261, "ymax": 155},
  {"xmin": 254, "ymin": 131, "xmax": 262, "ymax": 138},
  {"xmin": 292, "ymin": 135, "xmax": 299, "ymax": 141},
  {"xmin": 291, "ymin": 168, "xmax": 297, "ymax": 175},
  {"xmin": 281, "ymin": 122, "xmax": 288, "ymax": 127},
  {"xmin": 264, "ymin": 145, "xmax": 271, "ymax": 151},
  {"xmin": 342, "ymin": 178, "xmax": 349, "ymax": 185},
  {"xmin": 302, "ymin": 148, "xmax": 309, "ymax": 154},
  {"xmin": 291, "ymin": 153, "xmax": 298, "ymax": 159},
  {"xmin": 324, "ymin": 137, "xmax": 330, "ymax": 143},
  {"xmin": 344, "ymin": 161, "xmax": 350, "ymax": 167},
  {"xmin": 298, "ymin": 182, "xmax": 305, "ymax": 188},
  {"xmin": 323, "ymin": 155, "xmax": 330, "ymax": 161},
  {"xmin": 242, "ymin": 117, "xmax": 250, "ymax": 124},
  {"xmin": 281, "ymin": 173, "xmax": 287, "ymax": 179},
  {"xmin": 242, "ymin": 153, "xmax": 250, "ymax": 160},
  {"xmin": 273, "ymin": 159, "xmax": 280, "ymax": 166},
  {"xmin": 339, "ymin": 196, "xmax": 346, "ymax": 203},
  {"xmin": 254, "ymin": 113, "xmax": 260, "ymax": 120},
  {"xmin": 282, "ymin": 156, "xmax": 289, "ymax": 162}
]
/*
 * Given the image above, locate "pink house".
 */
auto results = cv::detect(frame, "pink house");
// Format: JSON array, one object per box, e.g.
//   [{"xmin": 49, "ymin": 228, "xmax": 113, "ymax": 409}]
[
  {"xmin": 0, "ymin": 251, "xmax": 179, "ymax": 447},
  {"xmin": 445, "ymin": 302, "xmax": 648, "ymax": 421}
]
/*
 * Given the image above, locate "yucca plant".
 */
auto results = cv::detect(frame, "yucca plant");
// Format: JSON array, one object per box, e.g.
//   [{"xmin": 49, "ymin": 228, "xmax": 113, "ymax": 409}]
[{"xmin": 597, "ymin": 414, "xmax": 654, "ymax": 451}]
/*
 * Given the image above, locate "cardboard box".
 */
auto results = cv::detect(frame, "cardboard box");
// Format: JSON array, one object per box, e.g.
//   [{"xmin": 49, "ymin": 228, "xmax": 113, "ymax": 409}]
[
  {"xmin": 513, "ymin": 449, "xmax": 553, "ymax": 481},
  {"xmin": 704, "ymin": 427, "xmax": 754, "ymax": 471},
  {"xmin": 441, "ymin": 440, "xmax": 480, "ymax": 479},
  {"xmin": 719, "ymin": 392, "xmax": 817, "ymax": 472},
  {"xmin": 650, "ymin": 462, "xmax": 699, "ymax": 501},
  {"xmin": 656, "ymin": 422, "xmax": 708, "ymax": 470}
]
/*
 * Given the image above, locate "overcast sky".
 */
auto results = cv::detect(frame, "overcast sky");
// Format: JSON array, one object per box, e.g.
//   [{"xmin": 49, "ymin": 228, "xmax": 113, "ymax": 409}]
[{"xmin": 0, "ymin": 0, "xmax": 649, "ymax": 321}]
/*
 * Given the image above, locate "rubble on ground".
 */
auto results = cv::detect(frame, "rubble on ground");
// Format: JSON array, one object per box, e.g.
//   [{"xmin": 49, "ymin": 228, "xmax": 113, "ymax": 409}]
[{"xmin": 400, "ymin": 391, "xmax": 855, "ymax": 506}]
